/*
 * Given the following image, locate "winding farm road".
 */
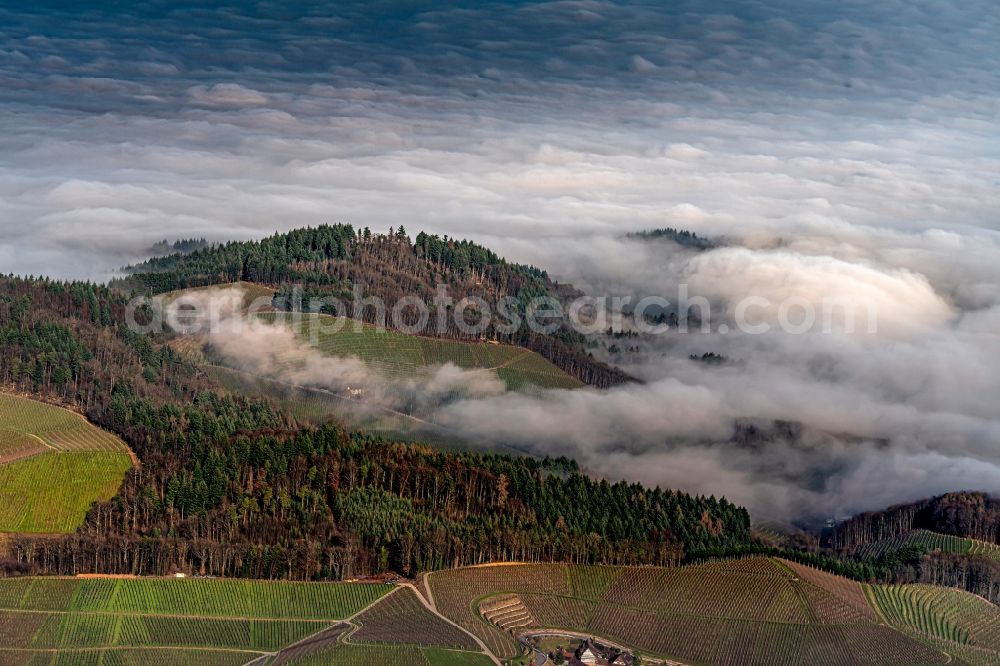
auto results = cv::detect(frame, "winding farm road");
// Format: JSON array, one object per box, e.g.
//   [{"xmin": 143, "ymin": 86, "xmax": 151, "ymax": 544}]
[
  {"xmin": 238, "ymin": 587, "xmax": 396, "ymax": 666},
  {"xmin": 239, "ymin": 581, "xmax": 503, "ymax": 666}
]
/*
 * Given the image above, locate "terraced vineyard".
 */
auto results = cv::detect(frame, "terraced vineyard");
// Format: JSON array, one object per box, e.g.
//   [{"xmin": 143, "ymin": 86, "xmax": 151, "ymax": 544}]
[
  {"xmin": 0, "ymin": 429, "xmax": 47, "ymax": 463},
  {"xmin": 350, "ymin": 586, "xmax": 480, "ymax": 650},
  {"xmin": 853, "ymin": 529, "xmax": 1000, "ymax": 562},
  {"xmin": 0, "ymin": 394, "xmax": 127, "ymax": 452},
  {"xmin": 254, "ymin": 311, "xmax": 584, "ymax": 390},
  {"xmin": 0, "ymin": 394, "xmax": 134, "ymax": 533},
  {"xmin": 868, "ymin": 582, "xmax": 1000, "ymax": 664},
  {"xmin": 0, "ymin": 648, "xmax": 253, "ymax": 665},
  {"xmin": 0, "ymin": 577, "xmax": 386, "ymax": 619},
  {"xmin": 4, "ymin": 564, "xmax": 998, "ymax": 665},
  {"xmin": 428, "ymin": 563, "xmax": 574, "ymax": 658},
  {"xmin": 287, "ymin": 644, "xmax": 494, "ymax": 665},
  {"xmin": 0, "ymin": 577, "xmax": 391, "ymax": 664},
  {"xmin": 428, "ymin": 559, "xmax": 962, "ymax": 665},
  {"xmin": 480, "ymin": 595, "xmax": 535, "ymax": 633},
  {"xmin": 868, "ymin": 585, "xmax": 972, "ymax": 643}
]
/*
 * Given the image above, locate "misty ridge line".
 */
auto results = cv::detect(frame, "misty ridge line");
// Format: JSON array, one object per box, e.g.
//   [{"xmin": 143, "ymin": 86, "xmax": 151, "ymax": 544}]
[{"xmin": 129, "ymin": 283, "xmax": 880, "ymax": 340}]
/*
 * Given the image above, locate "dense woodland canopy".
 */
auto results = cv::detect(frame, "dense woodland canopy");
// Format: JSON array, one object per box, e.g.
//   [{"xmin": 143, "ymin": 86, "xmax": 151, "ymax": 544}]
[
  {"xmin": 115, "ymin": 224, "xmax": 632, "ymax": 388},
  {"xmin": 3, "ymin": 265, "xmax": 999, "ymax": 612},
  {"xmin": 5, "ymin": 242, "xmax": 997, "ymax": 596},
  {"xmin": 819, "ymin": 492, "xmax": 1000, "ymax": 603},
  {"xmin": 626, "ymin": 227, "xmax": 716, "ymax": 250},
  {"xmin": 830, "ymin": 492, "xmax": 1000, "ymax": 549},
  {"xmin": 0, "ymin": 275, "xmax": 750, "ymax": 579},
  {"xmin": 148, "ymin": 237, "xmax": 210, "ymax": 256}
]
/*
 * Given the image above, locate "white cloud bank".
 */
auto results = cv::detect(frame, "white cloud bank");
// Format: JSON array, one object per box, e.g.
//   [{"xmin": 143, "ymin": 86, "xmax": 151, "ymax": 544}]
[{"xmin": 2, "ymin": 1, "xmax": 999, "ymax": 521}]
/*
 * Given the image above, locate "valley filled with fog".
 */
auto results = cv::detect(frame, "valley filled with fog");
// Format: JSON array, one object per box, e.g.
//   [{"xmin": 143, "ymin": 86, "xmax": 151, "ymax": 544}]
[{"xmin": 2, "ymin": 0, "xmax": 998, "ymax": 523}]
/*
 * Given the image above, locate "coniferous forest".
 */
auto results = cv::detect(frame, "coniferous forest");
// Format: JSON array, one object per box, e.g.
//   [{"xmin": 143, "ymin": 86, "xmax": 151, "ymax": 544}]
[
  {"xmin": 4, "ymin": 229, "xmax": 997, "ymax": 597},
  {"xmin": 115, "ymin": 224, "xmax": 633, "ymax": 388},
  {"xmin": 0, "ymin": 274, "xmax": 751, "ymax": 579},
  {"xmin": 1, "ymin": 3, "xmax": 996, "ymax": 663}
]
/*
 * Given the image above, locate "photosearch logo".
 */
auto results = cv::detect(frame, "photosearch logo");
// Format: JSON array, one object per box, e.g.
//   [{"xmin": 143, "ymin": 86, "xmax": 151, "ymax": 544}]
[{"xmin": 125, "ymin": 284, "xmax": 879, "ymax": 339}]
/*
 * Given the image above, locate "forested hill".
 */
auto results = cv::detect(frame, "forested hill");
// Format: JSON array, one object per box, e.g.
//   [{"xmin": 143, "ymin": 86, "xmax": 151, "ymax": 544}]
[
  {"xmin": 115, "ymin": 224, "xmax": 633, "ymax": 388},
  {"xmin": 821, "ymin": 492, "xmax": 1000, "ymax": 605},
  {"xmin": 829, "ymin": 491, "xmax": 1000, "ymax": 549},
  {"xmin": 626, "ymin": 227, "xmax": 716, "ymax": 250},
  {"xmin": 0, "ymin": 276, "xmax": 751, "ymax": 579}
]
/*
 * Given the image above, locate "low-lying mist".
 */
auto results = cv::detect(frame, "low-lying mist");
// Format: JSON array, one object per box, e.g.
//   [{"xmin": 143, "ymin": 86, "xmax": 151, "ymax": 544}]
[
  {"xmin": 11, "ymin": 0, "xmax": 997, "ymax": 524},
  {"xmin": 163, "ymin": 287, "xmax": 507, "ymax": 423},
  {"xmin": 447, "ymin": 234, "xmax": 1000, "ymax": 524},
  {"xmin": 164, "ymin": 244, "xmax": 1000, "ymax": 525}
]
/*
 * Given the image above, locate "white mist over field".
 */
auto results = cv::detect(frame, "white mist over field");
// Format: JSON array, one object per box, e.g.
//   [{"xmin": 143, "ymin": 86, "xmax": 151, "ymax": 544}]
[{"xmin": 3, "ymin": 1, "xmax": 999, "ymax": 522}]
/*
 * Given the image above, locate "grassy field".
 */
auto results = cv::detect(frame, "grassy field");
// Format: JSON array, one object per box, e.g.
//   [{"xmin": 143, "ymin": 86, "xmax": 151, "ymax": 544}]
[
  {"xmin": 427, "ymin": 559, "xmax": 965, "ymax": 665},
  {"xmin": 0, "ymin": 453, "xmax": 133, "ymax": 533},
  {"xmin": 0, "ymin": 577, "xmax": 392, "ymax": 664},
  {"xmin": 251, "ymin": 310, "xmax": 583, "ymax": 391},
  {"xmin": 162, "ymin": 283, "xmax": 583, "ymax": 391},
  {"xmin": 0, "ymin": 394, "xmax": 133, "ymax": 533}
]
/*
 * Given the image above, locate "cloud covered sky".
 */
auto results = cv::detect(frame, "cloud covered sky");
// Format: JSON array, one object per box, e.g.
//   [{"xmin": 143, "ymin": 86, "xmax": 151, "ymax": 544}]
[{"xmin": 2, "ymin": 0, "xmax": 999, "ymax": 522}]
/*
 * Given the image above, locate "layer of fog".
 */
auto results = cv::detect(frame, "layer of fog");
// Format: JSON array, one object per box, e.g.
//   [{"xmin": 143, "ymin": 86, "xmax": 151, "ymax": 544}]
[
  {"xmin": 162, "ymin": 287, "xmax": 507, "ymax": 423},
  {"xmin": 3, "ymin": 1, "xmax": 999, "ymax": 521},
  {"xmin": 435, "ymin": 235, "xmax": 1000, "ymax": 522},
  {"xmin": 2, "ymin": 2, "xmax": 998, "ymax": 281},
  {"xmin": 161, "ymin": 249, "xmax": 1000, "ymax": 524},
  {"xmin": 210, "ymin": 323, "xmax": 508, "ymax": 419}
]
